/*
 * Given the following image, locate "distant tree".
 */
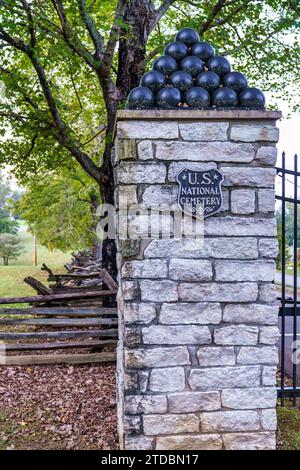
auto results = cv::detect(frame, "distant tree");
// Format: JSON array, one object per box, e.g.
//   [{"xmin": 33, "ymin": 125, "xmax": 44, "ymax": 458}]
[
  {"xmin": 14, "ymin": 169, "xmax": 100, "ymax": 254},
  {"xmin": 276, "ymin": 204, "xmax": 300, "ymax": 248},
  {"xmin": 0, "ymin": 172, "xmax": 18, "ymax": 234},
  {"xmin": 276, "ymin": 221, "xmax": 292, "ymax": 270},
  {"xmin": 0, "ymin": 233, "xmax": 23, "ymax": 265}
]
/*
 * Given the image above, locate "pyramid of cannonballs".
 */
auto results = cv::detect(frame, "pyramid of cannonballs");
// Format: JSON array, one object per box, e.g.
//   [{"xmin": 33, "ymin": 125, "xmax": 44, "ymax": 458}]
[{"xmin": 126, "ymin": 27, "xmax": 265, "ymax": 110}]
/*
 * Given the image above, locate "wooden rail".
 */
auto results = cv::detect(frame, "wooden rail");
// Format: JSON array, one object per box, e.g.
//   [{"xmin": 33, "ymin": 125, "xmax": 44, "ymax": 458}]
[
  {"xmin": 0, "ymin": 265, "xmax": 118, "ymax": 365},
  {"xmin": 0, "ymin": 289, "xmax": 116, "ymax": 305}
]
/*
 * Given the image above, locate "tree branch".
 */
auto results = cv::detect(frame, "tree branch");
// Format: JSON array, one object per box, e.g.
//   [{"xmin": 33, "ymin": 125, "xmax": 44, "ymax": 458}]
[
  {"xmin": 20, "ymin": 0, "xmax": 36, "ymax": 48},
  {"xmin": 102, "ymin": 0, "xmax": 127, "ymax": 75},
  {"xmin": 199, "ymin": 0, "xmax": 227, "ymax": 35},
  {"xmin": 0, "ymin": 66, "xmax": 39, "ymax": 110},
  {"xmin": 0, "ymin": 27, "xmax": 102, "ymax": 183},
  {"xmin": 150, "ymin": 0, "xmax": 176, "ymax": 32},
  {"xmin": 77, "ymin": 0, "xmax": 105, "ymax": 61},
  {"xmin": 50, "ymin": 0, "xmax": 100, "ymax": 70}
]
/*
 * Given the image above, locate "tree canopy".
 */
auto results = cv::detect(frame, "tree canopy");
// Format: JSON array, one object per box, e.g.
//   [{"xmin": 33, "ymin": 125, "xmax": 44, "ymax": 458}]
[
  {"xmin": 0, "ymin": 1, "xmax": 299, "ymax": 270},
  {"xmin": 0, "ymin": 1, "xmax": 299, "ymax": 187},
  {"xmin": 14, "ymin": 168, "xmax": 100, "ymax": 252}
]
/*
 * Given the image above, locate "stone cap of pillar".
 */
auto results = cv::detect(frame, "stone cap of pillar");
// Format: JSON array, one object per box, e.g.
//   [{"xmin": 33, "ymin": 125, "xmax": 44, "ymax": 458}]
[{"xmin": 117, "ymin": 109, "xmax": 282, "ymax": 121}]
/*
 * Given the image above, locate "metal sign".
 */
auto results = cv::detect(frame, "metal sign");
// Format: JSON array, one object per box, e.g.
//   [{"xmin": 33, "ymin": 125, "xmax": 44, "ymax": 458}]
[{"xmin": 176, "ymin": 168, "xmax": 223, "ymax": 218}]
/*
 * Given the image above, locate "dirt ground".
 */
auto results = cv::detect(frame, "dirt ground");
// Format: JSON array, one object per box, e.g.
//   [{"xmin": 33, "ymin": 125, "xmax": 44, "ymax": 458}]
[{"xmin": 0, "ymin": 363, "xmax": 118, "ymax": 450}]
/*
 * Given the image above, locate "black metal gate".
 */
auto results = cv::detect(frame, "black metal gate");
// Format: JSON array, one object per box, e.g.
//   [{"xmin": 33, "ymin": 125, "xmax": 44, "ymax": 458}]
[{"xmin": 276, "ymin": 151, "xmax": 300, "ymax": 405}]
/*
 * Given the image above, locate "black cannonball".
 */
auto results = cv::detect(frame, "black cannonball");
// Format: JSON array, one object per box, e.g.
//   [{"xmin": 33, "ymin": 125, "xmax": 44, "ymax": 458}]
[
  {"xmin": 165, "ymin": 41, "xmax": 188, "ymax": 61},
  {"xmin": 140, "ymin": 71, "xmax": 166, "ymax": 93},
  {"xmin": 170, "ymin": 71, "xmax": 193, "ymax": 92},
  {"xmin": 153, "ymin": 55, "xmax": 178, "ymax": 76},
  {"xmin": 191, "ymin": 42, "xmax": 215, "ymax": 62},
  {"xmin": 175, "ymin": 27, "xmax": 200, "ymax": 46},
  {"xmin": 126, "ymin": 87, "xmax": 155, "ymax": 109},
  {"xmin": 180, "ymin": 56, "xmax": 204, "ymax": 78},
  {"xmin": 239, "ymin": 87, "xmax": 265, "ymax": 109},
  {"xmin": 212, "ymin": 87, "xmax": 238, "ymax": 108},
  {"xmin": 223, "ymin": 71, "xmax": 248, "ymax": 93},
  {"xmin": 195, "ymin": 71, "xmax": 220, "ymax": 92},
  {"xmin": 184, "ymin": 87, "xmax": 210, "ymax": 108},
  {"xmin": 207, "ymin": 56, "xmax": 231, "ymax": 77},
  {"xmin": 156, "ymin": 87, "xmax": 181, "ymax": 109}
]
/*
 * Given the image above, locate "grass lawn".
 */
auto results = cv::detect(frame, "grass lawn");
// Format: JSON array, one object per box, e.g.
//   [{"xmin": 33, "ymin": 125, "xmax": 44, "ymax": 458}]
[
  {"xmin": 0, "ymin": 223, "xmax": 70, "ymax": 299},
  {"xmin": 277, "ymin": 406, "xmax": 300, "ymax": 450}
]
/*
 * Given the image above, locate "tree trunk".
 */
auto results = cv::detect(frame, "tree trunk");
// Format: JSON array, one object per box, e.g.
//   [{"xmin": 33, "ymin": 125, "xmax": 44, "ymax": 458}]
[
  {"xmin": 116, "ymin": 0, "xmax": 154, "ymax": 96},
  {"xmin": 89, "ymin": 191, "xmax": 102, "ymax": 260},
  {"xmin": 4, "ymin": 256, "xmax": 8, "ymax": 266},
  {"xmin": 100, "ymin": 0, "xmax": 154, "ymax": 305}
]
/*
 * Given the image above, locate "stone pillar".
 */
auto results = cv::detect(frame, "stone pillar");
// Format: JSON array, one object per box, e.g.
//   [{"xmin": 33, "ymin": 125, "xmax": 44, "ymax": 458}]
[{"xmin": 115, "ymin": 109, "xmax": 281, "ymax": 451}]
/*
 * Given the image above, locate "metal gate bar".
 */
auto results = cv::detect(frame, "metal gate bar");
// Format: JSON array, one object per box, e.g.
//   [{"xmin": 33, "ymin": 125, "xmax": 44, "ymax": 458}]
[{"xmin": 276, "ymin": 152, "xmax": 300, "ymax": 404}]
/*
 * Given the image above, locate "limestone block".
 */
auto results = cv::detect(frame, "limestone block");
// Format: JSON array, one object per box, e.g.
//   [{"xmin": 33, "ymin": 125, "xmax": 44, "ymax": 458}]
[
  {"xmin": 179, "ymin": 122, "xmax": 229, "ymax": 141},
  {"xmin": 261, "ymin": 409, "xmax": 277, "ymax": 431},
  {"xmin": 237, "ymin": 346, "xmax": 278, "ymax": 365},
  {"xmin": 169, "ymin": 259, "xmax": 212, "ymax": 281},
  {"xmin": 256, "ymin": 146, "xmax": 278, "ymax": 165},
  {"xmin": 160, "ymin": 302, "xmax": 222, "ymax": 325},
  {"xmin": 262, "ymin": 366, "xmax": 277, "ymax": 386},
  {"xmin": 188, "ymin": 366, "xmax": 261, "ymax": 390},
  {"xmin": 156, "ymin": 434, "xmax": 222, "ymax": 450},
  {"xmin": 143, "ymin": 413, "xmax": 199, "ymax": 435},
  {"xmin": 259, "ymin": 326, "xmax": 280, "ymax": 345},
  {"xmin": 124, "ymin": 415, "xmax": 141, "ymax": 434},
  {"xmin": 155, "ymin": 141, "xmax": 254, "ymax": 162},
  {"xmin": 119, "ymin": 185, "xmax": 138, "ymax": 204},
  {"xmin": 215, "ymin": 260, "xmax": 275, "ymax": 282},
  {"xmin": 223, "ymin": 304, "xmax": 278, "ymax": 325},
  {"xmin": 125, "ymin": 346, "xmax": 190, "ymax": 368},
  {"xmin": 221, "ymin": 167, "xmax": 276, "ymax": 187},
  {"xmin": 124, "ymin": 395, "xmax": 168, "ymax": 415},
  {"xmin": 123, "ymin": 302, "xmax": 157, "ymax": 325},
  {"xmin": 201, "ymin": 410, "xmax": 260, "ymax": 432},
  {"xmin": 259, "ymin": 283, "xmax": 277, "ymax": 303},
  {"xmin": 121, "ymin": 280, "xmax": 139, "ymax": 301},
  {"xmin": 117, "ymin": 121, "xmax": 179, "ymax": 139},
  {"xmin": 223, "ymin": 432, "xmax": 276, "ymax": 450},
  {"xmin": 142, "ymin": 185, "xmax": 178, "ymax": 205},
  {"xmin": 258, "ymin": 189, "xmax": 275, "ymax": 213},
  {"xmin": 214, "ymin": 325, "xmax": 258, "ymax": 346},
  {"xmin": 258, "ymin": 238, "xmax": 278, "ymax": 258},
  {"xmin": 138, "ymin": 141, "xmax": 153, "ymax": 160},
  {"xmin": 140, "ymin": 280, "xmax": 178, "ymax": 302},
  {"xmin": 144, "ymin": 237, "xmax": 258, "ymax": 260},
  {"xmin": 125, "ymin": 436, "xmax": 153, "ymax": 450},
  {"xmin": 204, "ymin": 216, "xmax": 276, "ymax": 237},
  {"xmin": 122, "ymin": 259, "xmax": 168, "ymax": 279},
  {"xmin": 230, "ymin": 125, "xmax": 279, "ymax": 142},
  {"xmin": 148, "ymin": 367, "xmax": 186, "ymax": 392},
  {"xmin": 178, "ymin": 282, "xmax": 258, "ymax": 302},
  {"xmin": 221, "ymin": 387, "xmax": 277, "ymax": 409},
  {"xmin": 197, "ymin": 346, "xmax": 236, "ymax": 367},
  {"xmin": 142, "ymin": 325, "xmax": 211, "ymax": 345},
  {"xmin": 168, "ymin": 391, "xmax": 221, "ymax": 413},
  {"xmin": 231, "ymin": 189, "xmax": 255, "ymax": 214},
  {"xmin": 118, "ymin": 162, "xmax": 166, "ymax": 184}
]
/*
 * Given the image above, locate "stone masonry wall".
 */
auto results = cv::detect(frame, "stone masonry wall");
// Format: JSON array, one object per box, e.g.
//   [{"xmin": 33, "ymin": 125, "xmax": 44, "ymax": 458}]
[{"xmin": 115, "ymin": 110, "xmax": 281, "ymax": 451}]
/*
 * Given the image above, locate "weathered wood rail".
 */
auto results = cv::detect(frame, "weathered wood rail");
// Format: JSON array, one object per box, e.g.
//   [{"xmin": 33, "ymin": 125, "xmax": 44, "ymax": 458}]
[{"xmin": 0, "ymin": 263, "xmax": 118, "ymax": 365}]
